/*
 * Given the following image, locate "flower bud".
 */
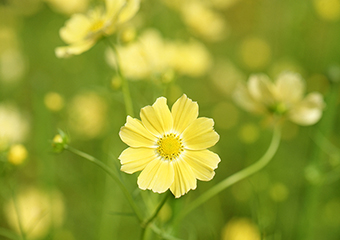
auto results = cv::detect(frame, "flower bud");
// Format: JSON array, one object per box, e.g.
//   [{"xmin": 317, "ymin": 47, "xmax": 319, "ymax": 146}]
[{"xmin": 52, "ymin": 130, "xmax": 69, "ymax": 153}]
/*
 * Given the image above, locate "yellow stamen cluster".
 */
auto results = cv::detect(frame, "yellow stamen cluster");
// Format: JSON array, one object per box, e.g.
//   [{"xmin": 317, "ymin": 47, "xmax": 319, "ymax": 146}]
[
  {"xmin": 157, "ymin": 133, "xmax": 184, "ymax": 160},
  {"xmin": 90, "ymin": 20, "xmax": 105, "ymax": 32}
]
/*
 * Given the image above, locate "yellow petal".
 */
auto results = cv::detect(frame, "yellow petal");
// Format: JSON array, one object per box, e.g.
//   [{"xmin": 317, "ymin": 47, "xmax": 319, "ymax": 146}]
[
  {"xmin": 55, "ymin": 41, "xmax": 96, "ymax": 58},
  {"xmin": 274, "ymin": 72, "xmax": 305, "ymax": 104},
  {"xmin": 170, "ymin": 158, "xmax": 197, "ymax": 198},
  {"xmin": 140, "ymin": 97, "xmax": 173, "ymax": 137},
  {"xmin": 59, "ymin": 14, "xmax": 92, "ymax": 44},
  {"xmin": 248, "ymin": 74, "xmax": 275, "ymax": 106},
  {"xmin": 288, "ymin": 92, "xmax": 325, "ymax": 126},
  {"xmin": 105, "ymin": 0, "xmax": 124, "ymax": 19},
  {"xmin": 117, "ymin": 0, "xmax": 140, "ymax": 24},
  {"xmin": 119, "ymin": 147, "xmax": 156, "ymax": 174},
  {"xmin": 182, "ymin": 117, "xmax": 219, "ymax": 150},
  {"xmin": 119, "ymin": 116, "xmax": 156, "ymax": 147},
  {"xmin": 137, "ymin": 158, "xmax": 174, "ymax": 193},
  {"xmin": 171, "ymin": 94, "xmax": 198, "ymax": 134},
  {"xmin": 183, "ymin": 150, "xmax": 220, "ymax": 181}
]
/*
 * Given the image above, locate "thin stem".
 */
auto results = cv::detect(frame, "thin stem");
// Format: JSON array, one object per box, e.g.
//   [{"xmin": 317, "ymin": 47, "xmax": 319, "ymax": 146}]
[
  {"xmin": 140, "ymin": 192, "xmax": 171, "ymax": 240},
  {"xmin": 106, "ymin": 39, "xmax": 134, "ymax": 117},
  {"xmin": 297, "ymin": 81, "xmax": 339, "ymax": 240},
  {"xmin": 150, "ymin": 224, "xmax": 184, "ymax": 240},
  {"xmin": 65, "ymin": 145, "xmax": 143, "ymax": 222},
  {"xmin": 173, "ymin": 126, "xmax": 281, "ymax": 224}
]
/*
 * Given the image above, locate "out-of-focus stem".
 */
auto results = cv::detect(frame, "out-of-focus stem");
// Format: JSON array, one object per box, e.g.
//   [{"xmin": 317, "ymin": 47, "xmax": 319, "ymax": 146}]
[
  {"xmin": 140, "ymin": 192, "xmax": 170, "ymax": 240},
  {"xmin": 65, "ymin": 145, "xmax": 143, "ymax": 222},
  {"xmin": 298, "ymin": 82, "xmax": 339, "ymax": 240},
  {"xmin": 106, "ymin": 39, "xmax": 134, "ymax": 117},
  {"xmin": 173, "ymin": 126, "xmax": 281, "ymax": 225}
]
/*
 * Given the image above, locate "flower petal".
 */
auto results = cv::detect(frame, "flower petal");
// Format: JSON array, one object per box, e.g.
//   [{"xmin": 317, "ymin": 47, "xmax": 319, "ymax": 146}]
[
  {"xmin": 233, "ymin": 82, "xmax": 266, "ymax": 113},
  {"xmin": 119, "ymin": 147, "xmax": 156, "ymax": 174},
  {"xmin": 170, "ymin": 158, "xmax": 197, "ymax": 198},
  {"xmin": 140, "ymin": 97, "xmax": 173, "ymax": 137},
  {"xmin": 183, "ymin": 149, "xmax": 220, "ymax": 181},
  {"xmin": 248, "ymin": 74, "xmax": 275, "ymax": 106},
  {"xmin": 182, "ymin": 117, "xmax": 219, "ymax": 150},
  {"xmin": 171, "ymin": 94, "xmax": 198, "ymax": 134},
  {"xmin": 105, "ymin": 0, "xmax": 124, "ymax": 18},
  {"xmin": 137, "ymin": 158, "xmax": 174, "ymax": 194},
  {"xmin": 55, "ymin": 41, "xmax": 96, "ymax": 58},
  {"xmin": 117, "ymin": 0, "xmax": 140, "ymax": 24},
  {"xmin": 288, "ymin": 92, "xmax": 325, "ymax": 126},
  {"xmin": 274, "ymin": 72, "xmax": 305, "ymax": 104},
  {"xmin": 59, "ymin": 14, "xmax": 92, "ymax": 44},
  {"xmin": 119, "ymin": 116, "xmax": 156, "ymax": 147}
]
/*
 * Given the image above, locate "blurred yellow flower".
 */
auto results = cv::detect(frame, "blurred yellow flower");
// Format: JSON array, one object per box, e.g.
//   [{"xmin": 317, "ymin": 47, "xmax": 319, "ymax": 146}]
[
  {"xmin": 221, "ymin": 218, "xmax": 261, "ymax": 240},
  {"xmin": 106, "ymin": 29, "xmax": 167, "ymax": 80},
  {"xmin": 233, "ymin": 72, "xmax": 325, "ymax": 126},
  {"xmin": 3, "ymin": 188, "xmax": 65, "ymax": 239},
  {"xmin": 105, "ymin": 29, "xmax": 212, "ymax": 80},
  {"xmin": 314, "ymin": 0, "xmax": 340, "ymax": 21},
  {"xmin": 68, "ymin": 92, "xmax": 108, "ymax": 139},
  {"xmin": 45, "ymin": 0, "xmax": 90, "ymax": 15},
  {"xmin": 210, "ymin": 59, "xmax": 246, "ymax": 96},
  {"xmin": 44, "ymin": 92, "xmax": 65, "ymax": 111},
  {"xmin": 0, "ymin": 103, "xmax": 29, "ymax": 148},
  {"xmin": 55, "ymin": 0, "xmax": 140, "ymax": 58},
  {"xmin": 166, "ymin": 40, "xmax": 213, "ymax": 77},
  {"xmin": 0, "ymin": 27, "xmax": 26, "ymax": 84},
  {"xmin": 181, "ymin": 1, "xmax": 228, "ymax": 42},
  {"xmin": 7, "ymin": 144, "xmax": 28, "ymax": 165},
  {"xmin": 119, "ymin": 94, "xmax": 220, "ymax": 198}
]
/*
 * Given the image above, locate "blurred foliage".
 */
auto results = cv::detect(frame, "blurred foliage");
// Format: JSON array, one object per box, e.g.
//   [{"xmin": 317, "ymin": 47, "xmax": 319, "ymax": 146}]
[{"xmin": 1, "ymin": 0, "xmax": 340, "ymax": 240}]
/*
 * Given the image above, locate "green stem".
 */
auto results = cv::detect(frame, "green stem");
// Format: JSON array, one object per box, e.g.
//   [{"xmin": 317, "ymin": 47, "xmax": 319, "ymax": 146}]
[
  {"xmin": 140, "ymin": 192, "xmax": 170, "ymax": 240},
  {"xmin": 106, "ymin": 39, "xmax": 134, "ymax": 117},
  {"xmin": 297, "ymin": 81, "xmax": 339, "ymax": 240},
  {"xmin": 65, "ymin": 145, "xmax": 143, "ymax": 222},
  {"xmin": 173, "ymin": 126, "xmax": 281, "ymax": 224},
  {"xmin": 150, "ymin": 224, "xmax": 184, "ymax": 240},
  {"xmin": 141, "ymin": 192, "xmax": 171, "ymax": 239}
]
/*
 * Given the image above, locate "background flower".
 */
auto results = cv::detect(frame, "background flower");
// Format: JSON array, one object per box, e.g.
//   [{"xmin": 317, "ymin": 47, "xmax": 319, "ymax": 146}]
[
  {"xmin": 233, "ymin": 72, "xmax": 325, "ymax": 126},
  {"xmin": 55, "ymin": 0, "xmax": 140, "ymax": 58}
]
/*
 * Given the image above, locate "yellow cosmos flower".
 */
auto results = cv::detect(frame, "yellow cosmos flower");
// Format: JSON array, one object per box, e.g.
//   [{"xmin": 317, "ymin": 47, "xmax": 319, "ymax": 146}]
[
  {"xmin": 233, "ymin": 72, "xmax": 325, "ymax": 126},
  {"xmin": 119, "ymin": 94, "xmax": 220, "ymax": 198},
  {"xmin": 55, "ymin": 0, "xmax": 140, "ymax": 58}
]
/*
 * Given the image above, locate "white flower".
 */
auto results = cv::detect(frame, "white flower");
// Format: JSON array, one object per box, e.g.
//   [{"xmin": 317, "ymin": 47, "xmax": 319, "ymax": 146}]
[{"xmin": 233, "ymin": 72, "xmax": 325, "ymax": 126}]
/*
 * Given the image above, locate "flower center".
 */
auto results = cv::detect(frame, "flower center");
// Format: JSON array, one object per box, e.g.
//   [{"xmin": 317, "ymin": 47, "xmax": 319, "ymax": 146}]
[
  {"xmin": 90, "ymin": 20, "xmax": 105, "ymax": 33},
  {"xmin": 157, "ymin": 133, "xmax": 184, "ymax": 160},
  {"xmin": 268, "ymin": 102, "xmax": 288, "ymax": 115}
]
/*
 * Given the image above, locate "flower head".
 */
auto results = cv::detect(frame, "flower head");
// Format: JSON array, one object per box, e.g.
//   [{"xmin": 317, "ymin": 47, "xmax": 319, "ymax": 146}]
[
  {"xmin": 4, "ymin": 187, "xmax": 65, "ymax": 239},
  {"xmin": 233, "ymin": 72, "xmax": 325, "ymax": 126},
  {"xmin": 55, "ymin": 0, "xmax": 140, "ymax": 58},
  {"xmin": 7, "ymin": 144, "xmax": 28, "ymax": 165},
  {"xmin": 105, "ymin": 29, "xmax": 212, "ymax": 81},
  {"xmin": 119, "ymin": 94, "xmax": 220, "ymax": 198}
]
